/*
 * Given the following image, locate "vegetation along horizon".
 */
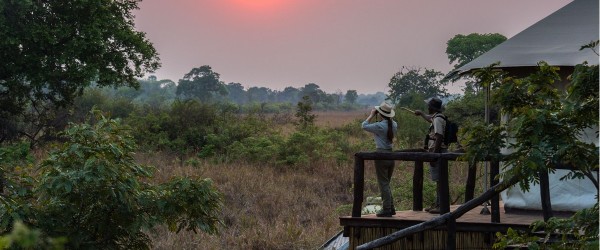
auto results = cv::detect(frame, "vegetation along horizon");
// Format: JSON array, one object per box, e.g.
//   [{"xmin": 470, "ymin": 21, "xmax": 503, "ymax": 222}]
[{"xmin": 0, "ymin": 1, "xmax": 597, "ymax": 249}]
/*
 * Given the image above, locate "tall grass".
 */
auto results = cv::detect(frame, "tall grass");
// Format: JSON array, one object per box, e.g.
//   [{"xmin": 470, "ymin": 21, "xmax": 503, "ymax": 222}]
[{"xmin": 136, "ymin": 110, "xmax": 487, "ymax": 249}]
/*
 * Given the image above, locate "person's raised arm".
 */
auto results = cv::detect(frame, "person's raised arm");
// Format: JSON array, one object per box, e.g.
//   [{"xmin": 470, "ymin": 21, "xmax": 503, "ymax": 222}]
[{"xmin": 414, "ymin": 110, "xmax": 432, "ymax": 123}]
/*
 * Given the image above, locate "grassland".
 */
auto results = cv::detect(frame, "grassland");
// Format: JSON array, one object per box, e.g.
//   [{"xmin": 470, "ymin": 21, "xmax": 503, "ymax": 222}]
[{"xmin": 144, "ymin": 110, "xmax": 485, "ymax": 249}]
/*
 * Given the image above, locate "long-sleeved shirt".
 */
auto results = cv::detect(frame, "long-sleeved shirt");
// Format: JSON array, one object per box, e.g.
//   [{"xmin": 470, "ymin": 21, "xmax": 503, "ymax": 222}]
[{"xmin": 362, "ymin": 119, "xmax": 398, "ymax": 150}]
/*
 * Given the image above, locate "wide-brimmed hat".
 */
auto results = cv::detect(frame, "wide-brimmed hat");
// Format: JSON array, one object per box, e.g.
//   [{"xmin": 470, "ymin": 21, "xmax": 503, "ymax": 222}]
[
  {"xmin": 375, "ymin": 101, "xmax": 395, "ymax": 118},
  {"xmin": 425, "ymin": 97, "xmax": 444, "ymax": 112}
]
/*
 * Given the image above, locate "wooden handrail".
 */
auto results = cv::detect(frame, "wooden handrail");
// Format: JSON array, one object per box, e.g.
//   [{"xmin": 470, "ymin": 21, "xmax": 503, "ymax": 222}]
[
  {"xmin": 351, "ymin": 150, "xmax": 592, "ymax": 249},
  {"xmin": 351, "ymin": 150, "xmax": 502, "ymax": 250}
]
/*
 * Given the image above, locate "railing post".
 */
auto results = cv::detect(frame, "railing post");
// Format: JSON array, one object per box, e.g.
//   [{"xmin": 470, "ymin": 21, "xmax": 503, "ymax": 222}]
[
  {"xmin": 465, "ymin": 161, "xmax": 477, "ymax": 203},
  {"xmin": 490, "ymin": 160, "xmax": 500, "ymax": 223},
  {"xmin": 539, "ymin": 170, "xmax": 553, "ymax": 221},
  {"xmin": 439, "ymin": 158, "xmax": 450, "ymax": 214},
  {"xmin": 352, "ymin": 155, "xmax": 365, "ymax": 217},
  {"xmin": 447, "ymin": 218, "xmax": 456, "ymax": 250},
  {"xmin": 413, "ymin": 161, "xmax": 424, "ymax": 211}
]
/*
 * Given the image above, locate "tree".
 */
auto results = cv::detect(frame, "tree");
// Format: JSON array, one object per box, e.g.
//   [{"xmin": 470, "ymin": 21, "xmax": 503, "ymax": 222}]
[
  {"xmin": 278, "ymin": 86, "xmax": 301, "ymax": 104},
  {"xmin": 0, "ymin": 0, "xmax": 159, "ymax": 116},
  {"xmin": 462, "ymin": 62, "xmax": 599, "ymax": 248},
  {"xmin": 225, "ymin": 82, "xmax": 247, "ymax": 104},
  {"xmin": 176, "ymin": 66, "xmax": 228, "ymax": 101},
  {"xmin": 300, "ymin": 83, "xmax": 326, "ymax": 104},
  {"xmin": 387, "ymin": 66, "xmax": 446, "ymax": 105},
  {"xmin": 446, "ymin": 33, "xmax": 506, "ymax": 70},
  {"xmin": 0, "ymin": 112, "xmax": 223, "ymax": 249},
  {"xmin": 295, "ymin": 96, "xmax": 316, "ymax": 130},
  {"xmin": 0, "ymin": 0, "xmax": 159, "ymax": 145},
  {"xmin": 247, "ymin": 86, "xmax": 272, "ymax": 103},
  {"xmin": 345, "ymin": 90, "xmax": 358, "ymax": 104}
]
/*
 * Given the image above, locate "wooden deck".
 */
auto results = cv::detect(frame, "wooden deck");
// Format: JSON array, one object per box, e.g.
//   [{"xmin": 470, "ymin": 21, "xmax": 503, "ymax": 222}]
[
  {"xmin": 339, "ymin": 203, "xmax": 572, "ymax": 249},
  {"xmin": 340, "ymin": 203, "xmax": 563, "ymax": 233}
]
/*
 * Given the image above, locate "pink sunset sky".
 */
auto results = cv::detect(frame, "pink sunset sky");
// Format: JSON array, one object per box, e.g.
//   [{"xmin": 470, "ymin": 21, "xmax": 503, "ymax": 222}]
[{"xmin": 134, "ymin": 0, "xmax": 572, "ymax": 94}]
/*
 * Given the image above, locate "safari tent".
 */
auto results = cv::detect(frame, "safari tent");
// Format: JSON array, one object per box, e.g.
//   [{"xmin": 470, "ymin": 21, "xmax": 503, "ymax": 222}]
[{"xmin": 449, "ymin": 0, "xmax": 599, "ymax": 212}]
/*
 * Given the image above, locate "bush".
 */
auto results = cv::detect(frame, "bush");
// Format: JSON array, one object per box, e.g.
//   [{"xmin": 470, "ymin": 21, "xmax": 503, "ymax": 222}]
[{"xmin": 0, "ymin": 111, "xmax": 223, "ymax": 249}]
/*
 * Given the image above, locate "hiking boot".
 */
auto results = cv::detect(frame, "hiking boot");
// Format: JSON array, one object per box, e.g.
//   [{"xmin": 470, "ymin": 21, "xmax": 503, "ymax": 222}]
[
  {"xmin": 424, "ymin": 204, "xmax": 437, "ymax": 212},
  {"xmin": 427, "ymin": 206, "xmax": 441, "ymax": 214},
  {"xmin": 376, "ymin": 210, "xmax": 395, "ymax": 217}
]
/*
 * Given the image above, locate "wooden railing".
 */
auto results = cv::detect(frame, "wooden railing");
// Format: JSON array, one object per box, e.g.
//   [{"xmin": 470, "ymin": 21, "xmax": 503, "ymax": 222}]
[
  {"xmin": 352, "ymin": 150, "xmax": 596, "ymax": 249},
  {"xmin": 352, "ymin": 150, "xmax": 500, "ymax": 222},
  {"xmin": 352, "ymin": 150, "xmax": 501, "ymax": 250}
]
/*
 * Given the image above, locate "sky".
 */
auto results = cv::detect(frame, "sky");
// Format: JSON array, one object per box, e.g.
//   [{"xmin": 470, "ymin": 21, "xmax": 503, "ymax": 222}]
[{"xmin": 133, "ymin": 0, "xmax": 573, "ymax": 95}]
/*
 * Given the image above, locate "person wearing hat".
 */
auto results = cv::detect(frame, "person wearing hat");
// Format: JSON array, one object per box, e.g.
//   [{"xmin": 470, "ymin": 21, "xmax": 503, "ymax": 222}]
[
  {"xmin": 414, "ymin": 97, "xmax": 447, "ymax": 214},
  {"xmin": 361, "ymin": 101, "xmax": 398, "ymax": 217}
]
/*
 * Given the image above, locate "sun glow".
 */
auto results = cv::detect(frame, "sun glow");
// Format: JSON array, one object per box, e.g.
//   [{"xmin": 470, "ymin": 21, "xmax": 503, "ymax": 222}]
[{"xmin": 230, "ymin": 0, "xmax": 285, "ymax": 13}]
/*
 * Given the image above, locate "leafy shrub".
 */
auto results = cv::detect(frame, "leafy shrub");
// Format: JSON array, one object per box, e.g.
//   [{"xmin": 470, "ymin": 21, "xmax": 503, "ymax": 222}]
[
  {"xmin": 227, "ymin": 135, "xmax": 284, "ymax": 163},
  {"xmin": 494, "ymin": 203, "xmax": 599, "ymax": 249},
  {"xmin": 0, "ymin": 111, "xmax": 223, "ymax": 249}
]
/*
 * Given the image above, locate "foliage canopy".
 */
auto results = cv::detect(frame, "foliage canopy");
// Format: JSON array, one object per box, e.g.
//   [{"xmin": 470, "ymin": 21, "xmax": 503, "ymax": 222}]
[
  {"xmin": 0, "ymin": 0, "xmax": 160, "ymax": 116},
  {"xmin": 0, "ymin": 112, "xmax": 223, "ymax": 249}
]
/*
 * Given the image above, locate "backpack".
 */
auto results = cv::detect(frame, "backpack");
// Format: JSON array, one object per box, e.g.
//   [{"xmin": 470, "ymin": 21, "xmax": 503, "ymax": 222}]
[{"xmin": 433, "ymin": 114, "xmax": 459, "ymax": 145}]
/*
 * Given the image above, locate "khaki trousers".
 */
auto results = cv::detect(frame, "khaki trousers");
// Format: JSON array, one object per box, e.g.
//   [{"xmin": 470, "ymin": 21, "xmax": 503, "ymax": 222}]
[{"xmin": 375, "ymin": 149, "xmax": 395, "ymax": 211}]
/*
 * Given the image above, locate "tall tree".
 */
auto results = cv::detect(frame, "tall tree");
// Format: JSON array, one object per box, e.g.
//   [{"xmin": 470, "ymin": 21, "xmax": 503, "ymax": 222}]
[
  {"xmin": 445, "ymin": 33, "xmax": 507, "ymax": 70},
  {"xmin": 225, "ymin": 82, "xmax": 247, "ymax": 104},
  {"xmin": 300, "ymin": 83, "xmax": 326, "ymax": 104},
  {"xmin": 278, "ymin": 86, "xmax": 300, "ymax": 104},
  {"xmin": 246, "ymin": 86, "xmax": 272, "ymax": 103},
  {"xmin": 0, "ymin": 0, "xmax": 160, "ymax": 116},
  {"xmin": 176, "ymin": 66, "xmax": 227, "ymax": 101},
  {"xmin": 387, "ymin": 66, "xmax": 446, "ymax": 105},
  {"xmin": 345, "ymin": 90, "xmax": 358, "ymax": 104}
]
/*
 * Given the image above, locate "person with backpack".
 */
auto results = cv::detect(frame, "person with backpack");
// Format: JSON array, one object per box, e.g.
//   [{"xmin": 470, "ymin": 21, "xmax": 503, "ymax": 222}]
[
  {"xmin": 414, "ymin": 97, "xmax": 447, "ymax": 214},
  {"xmin": 362, "ymin": 101, "xmax": 398, "ymax": 217}
]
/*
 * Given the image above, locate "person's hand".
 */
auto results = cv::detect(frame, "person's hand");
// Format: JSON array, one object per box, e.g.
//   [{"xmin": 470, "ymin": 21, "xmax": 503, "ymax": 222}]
[
  {"xmin": 370, "ymin": 109, "xmax": 377, "ymax": 116},
  {"xmin": 414, "ymin": 110, "xmax": 423, "ymax": 116}
]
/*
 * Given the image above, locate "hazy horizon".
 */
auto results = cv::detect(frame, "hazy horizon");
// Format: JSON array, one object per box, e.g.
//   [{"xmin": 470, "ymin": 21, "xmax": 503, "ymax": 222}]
[{"xmin": 134, "ymin": 0, "xmax": 572, "ymax": 95}]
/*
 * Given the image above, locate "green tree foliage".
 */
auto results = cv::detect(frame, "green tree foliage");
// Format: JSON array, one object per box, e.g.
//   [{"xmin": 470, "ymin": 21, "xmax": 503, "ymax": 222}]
[
  {"xmin": 387, "ymin": 67, "xmax": 447, "ymax": 105},
  {"xmin": 461, "ymin": 62, "xmax": 599, "ymax": 248},
  {"xmin": 295, "ymin": 96, "xmax": 316, "ymax": 130},
  {"xmin": 225, "ymin": 82, "xmax": 247, "ymax": 104},
  {"xmin": 0, "ymin": 0, "xmax": 159, "ymax": 116},
  {"xmin": 0, "ymin": 112, "xmax": 222, "ymax": 249},
  {"xmin": 446, "ymin": 33, "xmax": 507, "ymax": 70},
  {"xmin": 300, "ymin": 83, "xmax": 326, "ymax": 104},
  {"xmin": 0, "ymin": 221, "xmax": 66, "ymax": 249},
  {"xmin": 279, "ymin": 86, "xmax": 301, "ymax": 104},
  {"xmin": 247, "ymin": 86, "xmax": 272, "ymax": 103},
  {"xmin": 392, "ymin": 92, "xmax": 430, "ymax": 148},
  {"xmin": 0, "ymin": 0, "xmax": 159, "ymax": 146},
  {"xmin": 176, "ymin": 65, "xmax": 228, "ymax": 101},
  {"xmin": 345, "ymin": 90, "xmax": 358, "ymax": 104},
  {"xmin": 494, "ymin": 203, "xmax": 599, "ymax": 249},
  {"xmin": 133, "ymin": 77, "xmax": 177, "ymax": 109},
  {"xmin": 127, "ymin": 100, "xmax": 219, "ymax": 159}
]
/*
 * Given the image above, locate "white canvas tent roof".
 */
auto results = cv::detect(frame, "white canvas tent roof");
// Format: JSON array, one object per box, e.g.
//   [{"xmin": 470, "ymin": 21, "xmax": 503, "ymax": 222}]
[{"xmin": 448, "ymin": 0, "xmax": 599, "ymax": 78}]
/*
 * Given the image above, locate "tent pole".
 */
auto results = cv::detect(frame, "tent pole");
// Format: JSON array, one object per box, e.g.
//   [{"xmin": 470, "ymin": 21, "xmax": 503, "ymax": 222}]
[{"xmin": 481, "ymin": 84, "xmax": 491, "ymax": 215}]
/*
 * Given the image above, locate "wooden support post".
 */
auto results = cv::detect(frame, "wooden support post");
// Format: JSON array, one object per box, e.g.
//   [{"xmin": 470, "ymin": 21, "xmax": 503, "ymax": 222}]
[
  {"xmin": 413, "ymin": 161, "xmax": 424, "ymax": 211},
  {"xmin": 539, "ymin": 170, "xmax": 553, "ymax": 221},
  {"xmin": 439, "ymin": 159, "xmax": 450, "ymax": 214},
  {"xmin": 490, "ymin": 160, "xmax": 500, "ymax": 223},
  {"xmin": 356, "ymin": 175, "xmax": 521, "ymax": 250},
  {"xmin": 447, "ymin": 218, "xmax": 456, "ymax": 250},
  {"xmin": 465, "ymin": 161, "xmax": 477, "ymax": 203},
  {"xmin": 352, "ymin": 155, "xmax": 365, "ymax": 217}
]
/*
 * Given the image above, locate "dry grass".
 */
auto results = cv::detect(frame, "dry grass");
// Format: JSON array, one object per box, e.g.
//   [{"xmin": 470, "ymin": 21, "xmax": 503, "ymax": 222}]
[
  {"xmin": 143, "ymin": 156, "xmax": 354, "ymax": 250},
  {"xmin": 313, "ymin": 110, "xmax": 369, "ymax": 128},
  {"xmin": 133, "ymin": 110, "xmax": 486, "ymax": 249}
]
